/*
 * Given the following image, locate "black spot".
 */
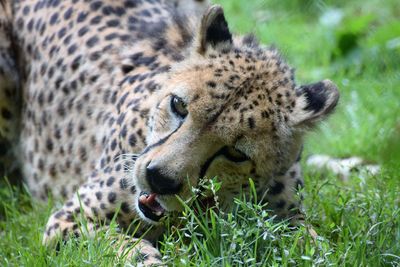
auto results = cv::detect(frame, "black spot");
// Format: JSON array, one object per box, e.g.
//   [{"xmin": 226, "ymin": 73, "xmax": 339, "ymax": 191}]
[
  {"xmin": 90, "ymin": 1, "xmax": 103, "ymax": 11},
  {"xmin": 54, "ymin": 128, "xmax": 61, "ymax": 139},
  {"xmin": 49, "ymin": 13, "xmax": 59, "ymax": 25},
  {"xmin": 140, "ymin": 10, "xmax": 151, "ymax": 17},
  {"xmin": 106, "ymin": 176, "xmax": 115, "ymax": 186},
  {"xmin": 105, "ymin": 32, "xmax": 119, "ymax": 41},
  {"xmin": 122, "ymin": 65, "xmax": 134, "ymax": 74},
  {"xmin": 108, "ymin": 192, "xmax": 116, "ymax": 203},
  {"xmin": 233, "ymin": 103, "xmax": 240, "ymax": 110},
  {"xmin": 54, "ymin": 210, "xmax": 65, "ymax": 219},
  {"xmin": 86, "ymin": 36, "xmax": 99, "ymax": 48},
  {"xmin": 269, "ymin": 181, "xmax": 284, "ymax": 195},
  {"xmin": 89, "ymin": 52, "xmax": 101, "ymax": 61},
  {"xmin": 37, "ymin": 92, "xmax": 44, "ymax": 106},
  {"xmin": 206, "ymin": 81, "xmax": 217, "ymax": 88},
  {"xmin": 120, "ymin": 125, "xmax": 127, "ymax": 138},
  {"xmin": 84, "ymin": 198, "xmax": 91, "ymax": 207},
  {"xmin": 106, "ymin": 19, "xmax": 120, "ymax": 27},
  {"xmin": 57, "ymin": 104, "xmax": 66, "ymax": 117},
  {"xmin": 102, "ymin": 5, "xmax": 115, "ymax": 16},
  {"xmin": 67, "ymin": 44, "xmax": 77, "ymax": 55},
  {"xmin": 110, "ymin": 139, "xmax": 117, "ymax": 151},
  {"xmin": 130, "ymin": 185, "xmax": 136, "ymax": 194},
  {"xmin": 46, "ymin": 139, "xmax": 54, "ymax": 151},
  {"xmin": 64, "ymin": 211, "xmax": 73, "ymax": 222},
  {"xmin": 261, "ymin": 111, "xmax": 269, "ymax": 119},
  {"xmin": 51, "ymin": 0, "xmax": 61, "ymax": 7},
  {"xmin": 90, "ymin": 75, "xmax": 99, "ymax": 83},
  {"xmin": 23, "ymin": 6, "xmax": 30, "ymax": 15},
  {"xmin": 114, "ymin": 164, "xmax": 121, "ymax": 172},
  {"xmin": 63, "ymin": 34, "xmax": 72, "ymax": 45},
  {"xmin": 275, "ymin": 200, "xmax": 286, "ymax": 209},
  {"xmin": 121, "ymin": 202, "xmax": 130, "ymax": 213},
  {"xmin": 78, "ymin": 26, "xmax": 89, "ymax": 37},
  {"xmin": 57, "ymin": 27, "xmax": 67, "ymax": 39},
  {"xmin": 27, "ymin": 19, "xmax": 34, "ymax": 31},
  {"xmin": 128, "ymin": 134, "xmax": 136, "ymax": 147},
  {"xmin": 95, "ymin": 192, "xmax": 102, "ymax": 200},
  {"xmin": 63, "ymin": 7, "xmax": 73, "ymax": 20},
  {"xmin": 120, "ymin": 178, "xmax": 128, "ymax": 190},
  {"xmin": 124, "ymin": 0, "xmax": 138, "ymax": 8},
  {"xmin": 71, "ymin": 55, "xmax": 81, "ymax": 71},
  {"xmin": 90, "ymin": 15, "xmax": 102, "ymax": 25},
  {"xmin": 114, "ymin": 7, "xmax": 126, "ymax": 16},
  {"xmin": 70, "ymin": 80, "xmax": 78, "ymax": 90},
  {"xmin": 77, "ymin": 11, "xmax": 89, "ymax": 23},
  {"xmin": 106, "ymin": 212, "xmax": 114, "ymax": 220}
]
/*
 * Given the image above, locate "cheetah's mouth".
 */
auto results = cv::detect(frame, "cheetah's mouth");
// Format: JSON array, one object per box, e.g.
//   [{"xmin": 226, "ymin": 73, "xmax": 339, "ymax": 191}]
[{"xmin": 138, "ymin": 192, "xmax": 166, "ymax": 222}]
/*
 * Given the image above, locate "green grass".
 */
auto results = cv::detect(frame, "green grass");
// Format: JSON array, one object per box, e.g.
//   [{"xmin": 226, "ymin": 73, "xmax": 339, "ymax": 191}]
[{"xmin": 1, "ymin": 0, "xmax": 400, "ymax": 266}]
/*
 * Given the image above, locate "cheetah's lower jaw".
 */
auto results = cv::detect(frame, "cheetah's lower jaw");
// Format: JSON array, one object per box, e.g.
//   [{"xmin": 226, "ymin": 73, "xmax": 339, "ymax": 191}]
[{"xmin": 138, "ymin": 192, "xmax": 166, "ymax": 221}]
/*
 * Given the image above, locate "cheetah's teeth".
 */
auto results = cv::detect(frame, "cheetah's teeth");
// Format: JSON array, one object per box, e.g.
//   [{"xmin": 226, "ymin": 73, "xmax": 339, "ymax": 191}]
[{"xmin": 154, "ymin": 211, "xmax": 163, "ymax": 216}]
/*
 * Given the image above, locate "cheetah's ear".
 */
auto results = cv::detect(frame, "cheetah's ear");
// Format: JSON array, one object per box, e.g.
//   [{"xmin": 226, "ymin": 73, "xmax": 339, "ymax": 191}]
[
  {"xmin": 291, "ymin": 80, "xmax": 339, "ymax": 127},
  {"xmin": 196, "ymin": 5, "xmax": 233, "ymax": 55}
]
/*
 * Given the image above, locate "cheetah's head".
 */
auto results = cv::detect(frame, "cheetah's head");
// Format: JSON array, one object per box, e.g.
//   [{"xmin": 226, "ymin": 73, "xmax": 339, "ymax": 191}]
[{"xmin": 133, "ymin": 5, "xmax": 339, "ymax": 224}]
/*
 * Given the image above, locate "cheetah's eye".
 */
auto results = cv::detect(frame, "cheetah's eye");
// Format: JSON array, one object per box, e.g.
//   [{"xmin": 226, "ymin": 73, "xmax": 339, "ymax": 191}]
[
  {"xmin": 170, "ymin": 95, "xmax": 188, "ymax": 119},
  {"xmin": 224, "ymin": 146, "xmax": 249, "ymax": 163}
]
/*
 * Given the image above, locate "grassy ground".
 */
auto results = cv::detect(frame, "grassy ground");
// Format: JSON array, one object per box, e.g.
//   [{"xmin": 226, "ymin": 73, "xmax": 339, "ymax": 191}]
[{"xmin": 1, "ymin": 0, "xmax": 399, "ymax": 266}]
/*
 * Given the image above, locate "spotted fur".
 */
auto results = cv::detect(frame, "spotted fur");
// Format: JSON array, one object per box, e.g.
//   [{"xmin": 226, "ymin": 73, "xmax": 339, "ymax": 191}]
[{"xmin": 1, "ymin": 0, "xmax": 339, "ymax": 265}]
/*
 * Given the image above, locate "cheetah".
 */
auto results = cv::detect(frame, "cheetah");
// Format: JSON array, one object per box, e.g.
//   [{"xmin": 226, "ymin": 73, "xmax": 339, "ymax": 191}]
[{"xmin": 0, "ymin": 0, "xmax": 340, "ymax": 265}]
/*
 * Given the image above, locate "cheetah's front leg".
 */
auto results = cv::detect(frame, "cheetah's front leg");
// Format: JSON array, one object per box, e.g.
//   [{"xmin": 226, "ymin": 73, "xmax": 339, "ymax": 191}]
[
  {"xmin": 261, "ymin": 161, "xmax": 318, "ymax": 239},
  {"xmin": 43, "ymin": 176, "xmax": 163, "ymax": 266},
  {"xmin": 261, "ymin": 162, "xmax": 305, "ymax": 221}
]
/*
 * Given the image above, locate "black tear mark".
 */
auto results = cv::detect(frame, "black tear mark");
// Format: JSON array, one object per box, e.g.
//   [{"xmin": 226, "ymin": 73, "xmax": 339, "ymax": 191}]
[{"xmin": 140, "ymin": 121, "xmax": 183, "ymax": 155}]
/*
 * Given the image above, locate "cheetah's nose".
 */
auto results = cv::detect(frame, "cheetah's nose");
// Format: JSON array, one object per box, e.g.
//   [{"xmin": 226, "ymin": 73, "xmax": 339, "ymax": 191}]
[{"xmin": 146, "ymin": 164, "xmax": 182, "ymax": 195}]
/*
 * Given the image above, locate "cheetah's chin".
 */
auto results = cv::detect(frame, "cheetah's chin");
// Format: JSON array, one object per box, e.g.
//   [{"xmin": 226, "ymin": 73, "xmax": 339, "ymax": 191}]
[{"xmin": 138, "ymin": 191, "xmax": 166, "ymax": 222}]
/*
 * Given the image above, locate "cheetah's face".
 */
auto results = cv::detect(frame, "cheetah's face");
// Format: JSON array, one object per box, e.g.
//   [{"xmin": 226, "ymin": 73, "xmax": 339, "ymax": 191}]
[{"xmin": 132, "ymin": 6, "xmax": 339, "ymax": 224}]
